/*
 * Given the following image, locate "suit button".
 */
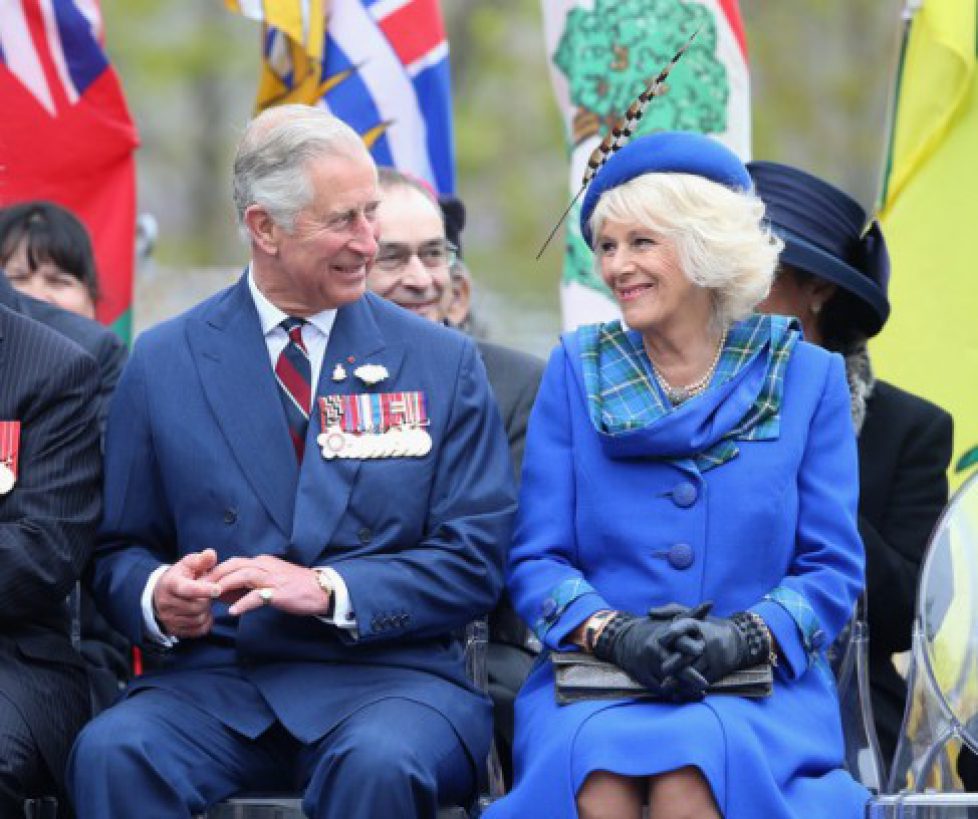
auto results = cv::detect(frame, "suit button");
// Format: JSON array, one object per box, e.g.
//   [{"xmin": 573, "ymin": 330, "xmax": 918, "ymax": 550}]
[
  {"xmin": 541, "ymin": 598, "xmax": 557, "ymax": 619},
  {"xmin": 671, "ymin": 482, "xmax": 698, "ymax": 508},
  {"xmin": 223, "ymin": 507, "xmax": 238, "ymax": 525},
  {"xmin": 667, "ymin": 543, "xmax": 694, "ymax": 570},
  {"xmin": 358, "ymin": 527, "xmax": 372, "ymax": 544}
]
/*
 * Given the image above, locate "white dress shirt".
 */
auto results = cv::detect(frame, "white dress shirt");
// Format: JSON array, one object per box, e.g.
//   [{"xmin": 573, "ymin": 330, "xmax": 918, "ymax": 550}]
[{"xmin": 140, "ymin": 270, "xmax": 357, "ymax": 645}]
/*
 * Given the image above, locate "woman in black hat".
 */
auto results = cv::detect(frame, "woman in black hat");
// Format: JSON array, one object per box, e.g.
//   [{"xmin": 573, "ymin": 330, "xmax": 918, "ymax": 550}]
[{"xmin": 749, "ymin": 160, "xmax": 954, "ymax": 768}]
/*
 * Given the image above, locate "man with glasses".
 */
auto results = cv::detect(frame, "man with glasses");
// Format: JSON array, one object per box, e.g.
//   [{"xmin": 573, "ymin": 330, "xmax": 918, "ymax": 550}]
[{"xmin": 371, "ymin": 170, "xmax": 544, "ymax": 788}]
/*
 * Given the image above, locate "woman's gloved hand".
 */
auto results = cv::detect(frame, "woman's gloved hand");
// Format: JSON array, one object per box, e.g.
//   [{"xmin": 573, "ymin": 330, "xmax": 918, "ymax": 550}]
[
  {"xmin": 593, "ymin": 604, "xmax": 709, "ymax": 700},
  {"xmin": 662, "ymin": 606, "xmax": 772, "ymax": 684}
]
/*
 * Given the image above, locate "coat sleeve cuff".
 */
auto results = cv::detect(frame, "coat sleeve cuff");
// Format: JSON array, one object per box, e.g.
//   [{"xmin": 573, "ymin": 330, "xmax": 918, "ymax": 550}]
[
  {"xmin": 753, "ymin": 587, "xmax": 828, "ymax": 680},
  {"xmin": 532, "ymin": 576, "xmax": 610, "ymax": 650}
]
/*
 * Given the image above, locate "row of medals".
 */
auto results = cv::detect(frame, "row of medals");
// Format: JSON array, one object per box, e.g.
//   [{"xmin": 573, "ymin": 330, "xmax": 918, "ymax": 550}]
[{"xmin": 317, "ymin": 425, "xmax": 433, "ymax": 460}]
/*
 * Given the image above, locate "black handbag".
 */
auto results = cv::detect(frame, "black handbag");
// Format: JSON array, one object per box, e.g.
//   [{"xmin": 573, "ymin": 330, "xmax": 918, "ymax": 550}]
[{"xmin": 551, "ymin": 651, "xmax": 773, "ymax": 705}]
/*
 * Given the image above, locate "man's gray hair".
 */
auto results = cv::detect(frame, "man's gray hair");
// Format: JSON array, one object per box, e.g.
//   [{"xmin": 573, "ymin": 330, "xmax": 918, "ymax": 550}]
[{"xmin": 232, "ymin": 104, "xmax": 370, "ymax": 237}]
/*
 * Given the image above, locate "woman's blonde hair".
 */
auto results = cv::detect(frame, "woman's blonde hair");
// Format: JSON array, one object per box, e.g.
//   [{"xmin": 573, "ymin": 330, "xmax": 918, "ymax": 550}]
[{"xmin": 589, "ymin": 173, "xmax": 783, "ymax": 330}]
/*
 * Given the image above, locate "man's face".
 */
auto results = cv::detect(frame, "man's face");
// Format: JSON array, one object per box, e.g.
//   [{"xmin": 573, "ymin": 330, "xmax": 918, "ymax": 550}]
[
  {"xmin": 263, "ymin": 151, "xmax": 380, "ymax": 314},
  {"xmin": 368, "ymin": 186, "xmax": 454, "ymax": 323}
]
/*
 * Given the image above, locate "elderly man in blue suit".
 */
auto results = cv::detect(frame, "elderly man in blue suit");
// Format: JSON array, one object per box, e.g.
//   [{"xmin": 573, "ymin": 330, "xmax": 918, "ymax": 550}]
[{"xmin": 68, "ymin": 104, "xmax": 516, "ymax": 819}]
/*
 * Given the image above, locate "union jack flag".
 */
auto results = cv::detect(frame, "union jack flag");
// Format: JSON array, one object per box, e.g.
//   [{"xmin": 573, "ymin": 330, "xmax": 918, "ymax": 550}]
[
  {"xmin": 0, "ymin": 0, "xmax": 138, "ymax": 337},
  {"xmin": 230, "ymin": 0, "xmax": 454, "ymax": 194}
]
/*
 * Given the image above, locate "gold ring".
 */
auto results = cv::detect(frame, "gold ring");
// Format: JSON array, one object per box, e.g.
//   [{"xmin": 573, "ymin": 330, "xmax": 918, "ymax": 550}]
[{"xmin": 258, "ymin": 588, "xmax": 274, "ymax": 605}]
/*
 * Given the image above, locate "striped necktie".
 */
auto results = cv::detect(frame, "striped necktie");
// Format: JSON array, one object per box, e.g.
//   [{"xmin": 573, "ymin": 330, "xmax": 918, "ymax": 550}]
[{"xmin": 275, "ymin": 317, "xmax": 312, "ymax": 462}]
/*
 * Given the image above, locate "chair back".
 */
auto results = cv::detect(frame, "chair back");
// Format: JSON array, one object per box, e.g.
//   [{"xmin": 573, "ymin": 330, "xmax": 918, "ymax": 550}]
[
  {"xmin": 830, "ymin": 595, "xmax": 886, "ymax": 792},
  {"xmin": 888, "ymin": 471, "xmax": 978, "ymax": 793}
]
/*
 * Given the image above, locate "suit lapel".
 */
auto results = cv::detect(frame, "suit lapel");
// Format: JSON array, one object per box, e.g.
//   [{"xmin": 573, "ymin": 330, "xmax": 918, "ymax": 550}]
[
  {"xmin": 290, "ymin": 294, "xmax": 405, "ymax": 563},
  {"xmin": 188, "ymin": 275, "xmax": 297, "ymax": 536}
]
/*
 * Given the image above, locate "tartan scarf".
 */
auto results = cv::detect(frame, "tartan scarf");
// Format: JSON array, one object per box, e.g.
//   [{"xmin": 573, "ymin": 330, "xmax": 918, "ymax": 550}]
[{"xmin": 578, "ymin": 313, "xmax": 801, "ymax": 471}]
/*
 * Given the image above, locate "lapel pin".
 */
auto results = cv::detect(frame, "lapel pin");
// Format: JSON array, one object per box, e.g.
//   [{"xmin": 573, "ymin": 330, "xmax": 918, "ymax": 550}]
[
  {"xmin": 332, "ymin": 363, "xmax": 347, "ymax": 382},
  {"xmin": 354, "ymin": 364, "xmax": 389, "ymax": 387}
]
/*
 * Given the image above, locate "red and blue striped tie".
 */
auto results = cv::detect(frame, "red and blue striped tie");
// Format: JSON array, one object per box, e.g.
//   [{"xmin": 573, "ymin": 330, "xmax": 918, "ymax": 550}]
[{"xmin": 275, "ymin": 317, "xmax": 312, "ymax": 462}]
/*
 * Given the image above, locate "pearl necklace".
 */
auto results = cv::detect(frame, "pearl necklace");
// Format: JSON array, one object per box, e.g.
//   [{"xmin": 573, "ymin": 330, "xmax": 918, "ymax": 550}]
[{"xmin": 650, "ymin": 330, "xmax": 727, "ymax": 405}]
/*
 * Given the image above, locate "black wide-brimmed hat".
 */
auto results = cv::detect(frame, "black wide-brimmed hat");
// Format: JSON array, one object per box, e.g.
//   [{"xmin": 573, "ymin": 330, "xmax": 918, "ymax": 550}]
[{"xmin": 747, "ymin": 160, "xmax": 891, "ymax": 337}]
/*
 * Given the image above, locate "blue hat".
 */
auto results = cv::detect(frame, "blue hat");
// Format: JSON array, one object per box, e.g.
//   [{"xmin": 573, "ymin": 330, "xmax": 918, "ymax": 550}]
[
  {"xmin": 747, "ymin": 160, "xmax": 890, "ymax": 337},
  {"xmin": 579, "ymin": 131, "xmax": 752, "ymax": 247}
]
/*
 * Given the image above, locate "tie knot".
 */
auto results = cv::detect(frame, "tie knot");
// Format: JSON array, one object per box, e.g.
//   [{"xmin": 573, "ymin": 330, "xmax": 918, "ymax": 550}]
[{"xmin": 281, "ymin": 317, "xmax": 306, "ymax": 347}]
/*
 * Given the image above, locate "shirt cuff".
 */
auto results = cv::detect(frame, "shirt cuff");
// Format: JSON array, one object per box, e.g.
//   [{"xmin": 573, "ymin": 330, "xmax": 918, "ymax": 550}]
[
  {"xmin": 141, "ymin": 565, "xmax": 179, "ymax": 648},
  {"xmin": 316, "ymin": 567, "xmax": 357, "ymax": 634}
]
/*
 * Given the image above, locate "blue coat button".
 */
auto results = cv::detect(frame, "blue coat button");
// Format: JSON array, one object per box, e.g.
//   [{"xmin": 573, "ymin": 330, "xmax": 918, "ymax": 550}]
[
  {"xmin": 667, "ymin": 543, "xmax": 694, "ymax": 570},
  {"xmin": 541, "ymin": 598, "xmax": 558, "ymax": 619},
  {"xmin": 672, "ymin": 482, "xmax": 698, "ymax": 508},
  {"xmin": 811, "ymin": 629, "xmax": 826, "ymax": 649}
]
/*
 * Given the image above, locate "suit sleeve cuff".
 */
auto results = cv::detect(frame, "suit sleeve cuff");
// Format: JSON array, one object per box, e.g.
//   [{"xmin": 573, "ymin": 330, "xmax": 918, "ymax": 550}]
[{"xmin": 141, "ymin": 565, "xmax": 178, "ymax": 648}]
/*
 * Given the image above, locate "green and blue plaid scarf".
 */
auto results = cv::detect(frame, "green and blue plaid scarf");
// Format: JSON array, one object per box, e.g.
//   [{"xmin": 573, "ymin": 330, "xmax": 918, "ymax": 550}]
[{"xmin": 578, "ymin": 313, "xmax": 800, "ymax": 472}]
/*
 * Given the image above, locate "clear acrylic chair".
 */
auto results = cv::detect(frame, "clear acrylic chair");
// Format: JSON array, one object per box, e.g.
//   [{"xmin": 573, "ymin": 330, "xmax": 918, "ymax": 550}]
[
  {"xmin": 866, "ymin": 471, "xmax": 978, "ymax": 816},
  {"xmin": 830, "ymin": 595, "xmax": 886, "ymax": 793}
]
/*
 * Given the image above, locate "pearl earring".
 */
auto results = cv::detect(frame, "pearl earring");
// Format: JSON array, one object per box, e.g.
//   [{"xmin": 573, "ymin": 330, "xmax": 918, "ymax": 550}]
[{"xmin": 811, "ymin": 301, "xmax": 822, "ymax": 315}]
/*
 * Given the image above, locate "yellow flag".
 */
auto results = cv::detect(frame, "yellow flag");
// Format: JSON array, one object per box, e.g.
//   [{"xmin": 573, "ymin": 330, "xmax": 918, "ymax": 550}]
[
  {"xmin": 225, "ymin": 0, "xmax": 328, "ymax": 111},
  {"xmin": 875, "ymin": 0, "xmax": 978, "ymax": 488}
]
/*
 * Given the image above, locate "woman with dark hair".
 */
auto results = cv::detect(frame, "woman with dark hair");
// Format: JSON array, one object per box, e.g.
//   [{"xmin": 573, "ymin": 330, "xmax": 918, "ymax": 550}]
[
  {"xmin": 749, "ymin": 160, "xmax": 953, "ymax": 767},
  {"xmin": 0, "ymin": 201, "xmax": 100, "ymax": 319}
]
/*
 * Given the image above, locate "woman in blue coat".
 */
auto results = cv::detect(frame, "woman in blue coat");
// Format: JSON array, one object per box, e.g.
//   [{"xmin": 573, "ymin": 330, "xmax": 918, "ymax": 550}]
[{"xmin": 485, "ymin": 132, "xmax": 869, "ymax": 819}]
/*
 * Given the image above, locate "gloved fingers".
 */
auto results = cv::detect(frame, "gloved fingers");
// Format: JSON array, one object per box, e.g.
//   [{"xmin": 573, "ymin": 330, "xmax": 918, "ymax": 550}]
[
  {"xmin": 671, "ymin": 634, "xmax": 705, "ymax": 658},
  {"xmin": 675, "ymin": 665, "xmax": 710, "ymax": 691},
  {"xmin": 647, "ymin": 602, "xmax": 692, "ymax": 621},
  {"xmin": 660, "ymin": 649, "xmax": 690, "ymax": 678},
  {"xmin": 659, "ymin": 616, "xmax": 705, "ymax": 648},
  {"xmin": 658, "ymin": 671, "xmax": 707, "ymax": 702}
]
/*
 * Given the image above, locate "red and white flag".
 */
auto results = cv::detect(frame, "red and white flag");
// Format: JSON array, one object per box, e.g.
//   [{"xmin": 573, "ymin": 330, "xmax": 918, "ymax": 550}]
[
  {"xmin": 0, "ymin": 0, "xmax": 139, "ymax": 337},
  {"xmin": 542, "ymin": 0, "xmax": 750, "ymax": 330}
]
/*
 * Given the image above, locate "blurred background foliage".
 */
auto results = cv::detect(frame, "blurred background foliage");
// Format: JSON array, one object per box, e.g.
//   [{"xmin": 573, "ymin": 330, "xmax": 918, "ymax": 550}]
[{"xmin": 100, "ymin": 0, "xmax": 904, "ymax": 354}]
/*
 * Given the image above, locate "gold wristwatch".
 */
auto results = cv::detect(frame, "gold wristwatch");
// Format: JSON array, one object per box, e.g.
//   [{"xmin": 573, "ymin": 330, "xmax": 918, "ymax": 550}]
[{"xmin": 313, "ymin": 569, "xmax": 335, "ymax": 618}]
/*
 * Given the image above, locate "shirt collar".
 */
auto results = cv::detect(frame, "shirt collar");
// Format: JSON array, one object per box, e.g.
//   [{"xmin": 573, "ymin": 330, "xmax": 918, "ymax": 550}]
[{"xmin": 247, "ymin": 266, "xmax": 338, "ymax": 340}]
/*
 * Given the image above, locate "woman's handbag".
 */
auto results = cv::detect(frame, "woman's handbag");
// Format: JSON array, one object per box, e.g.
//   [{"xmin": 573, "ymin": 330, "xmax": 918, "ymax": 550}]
[{"xmin": 551, "ymin": 651, "xmax": 773, "ymax": 705}]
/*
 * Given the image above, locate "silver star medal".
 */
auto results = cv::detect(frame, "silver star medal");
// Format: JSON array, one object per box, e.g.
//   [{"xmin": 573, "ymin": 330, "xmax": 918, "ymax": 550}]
[{"xmin": 0, "ymin": 461, "xmax": 15, "ymax": 495}]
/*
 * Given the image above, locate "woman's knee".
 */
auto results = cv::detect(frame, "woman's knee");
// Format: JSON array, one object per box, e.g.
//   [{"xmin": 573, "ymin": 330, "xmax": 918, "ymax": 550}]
[
  {"xmin": 576, "ymin": 770, "xmax": 644, "ymax": 819},
  {"xmin": 647, "ymin": 766, "xmax": 719, "ymax": 819}
]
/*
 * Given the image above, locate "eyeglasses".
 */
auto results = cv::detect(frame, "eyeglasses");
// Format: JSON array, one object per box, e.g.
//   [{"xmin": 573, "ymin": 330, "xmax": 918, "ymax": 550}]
[{"xmin": 374, "ymin": 240, "xmax": 457, "ymax": 273}]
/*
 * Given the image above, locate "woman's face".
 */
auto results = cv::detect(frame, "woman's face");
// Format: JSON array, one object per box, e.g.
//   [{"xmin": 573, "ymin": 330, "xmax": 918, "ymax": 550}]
[
  {"xmin": 756, "ymin": 266, "xmax": 833, "ymax": 347},
  {"xmin": 595, "ymin": 218, "xmax": 713, "ymax": 337},
  {"xmin": 2, "ymin": 237, "xmax": 96, "ymax": 319}
]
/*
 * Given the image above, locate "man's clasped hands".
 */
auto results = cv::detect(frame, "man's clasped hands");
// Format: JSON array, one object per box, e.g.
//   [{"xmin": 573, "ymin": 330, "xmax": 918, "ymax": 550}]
[{"xmin": 152, "ymin": 549, "xmax": 332, "ymax": 638}]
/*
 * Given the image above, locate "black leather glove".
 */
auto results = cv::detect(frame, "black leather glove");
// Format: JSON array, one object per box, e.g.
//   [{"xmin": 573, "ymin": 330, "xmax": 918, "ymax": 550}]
[
  {"xmin": 663, "ymin": 607, "xmax": 772, "ymax": 685},
  {"xmin": 593, "ymin": 606, "xmax": 708, "ymax": 699}
]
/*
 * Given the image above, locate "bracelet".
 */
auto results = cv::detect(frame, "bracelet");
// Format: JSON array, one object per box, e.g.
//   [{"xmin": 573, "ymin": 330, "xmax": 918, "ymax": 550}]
[
  {"xmin": 584, "ymin": 610, "xmax": 616, "ymax": 653},
  {"xmin": 732, "ymin": 610, "xmax": 776, "ymax": 667},
  {"xmin": 592, "ymin": 612, "xmax": 632, "ymax": 661}
]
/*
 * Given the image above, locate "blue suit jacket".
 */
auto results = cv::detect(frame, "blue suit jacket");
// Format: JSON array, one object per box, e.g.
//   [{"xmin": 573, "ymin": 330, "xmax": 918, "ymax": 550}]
[{"xmin": 91, "ymin": 277, "xmax": 516, "ymax": 759}]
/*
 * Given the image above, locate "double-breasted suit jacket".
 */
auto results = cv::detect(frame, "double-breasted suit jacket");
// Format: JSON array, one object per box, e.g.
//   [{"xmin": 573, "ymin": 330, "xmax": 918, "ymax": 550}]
[
  {"xmin": 0, "ymin": 304, "xmax": 101, "ymax": 802},
  {"xmin": 90, "ymin": 278, "xmax": 516, "ymax": 764}
]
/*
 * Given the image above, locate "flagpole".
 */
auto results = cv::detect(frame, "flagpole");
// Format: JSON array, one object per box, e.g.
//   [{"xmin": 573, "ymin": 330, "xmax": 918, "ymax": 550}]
[{"xmin": 877, "ymin": 0, "xmax": 923, "ymax": 214}]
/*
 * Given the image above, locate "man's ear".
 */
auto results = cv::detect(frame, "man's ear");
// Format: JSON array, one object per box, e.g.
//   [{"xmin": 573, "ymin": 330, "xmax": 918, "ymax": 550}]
[
  {"xmin": 244, "ymin": 205, "xmax": 280, "ymax": 256},
  {"xmin": 446, "ymin": 270, "xmax": 472, "ymax": 328}
]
